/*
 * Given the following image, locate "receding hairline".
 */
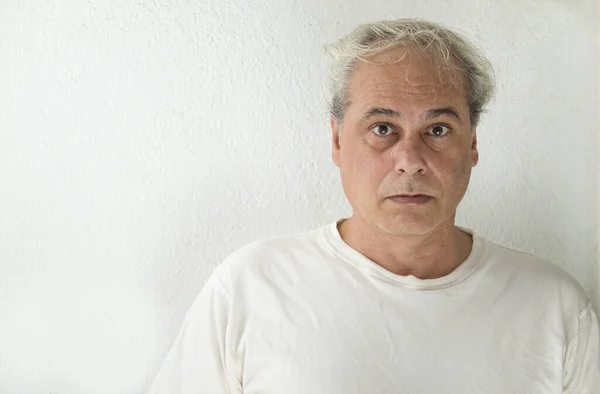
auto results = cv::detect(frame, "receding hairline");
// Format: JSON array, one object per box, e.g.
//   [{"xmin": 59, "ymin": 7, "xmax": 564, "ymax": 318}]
[
  {"xmin": 340, "ymin": 47, "xmax": 471, "ymax": 124},
  {"xmin": 349, "ymin": 45, "xmax": 468, "ymax": 90},
  {"xmin": 325, "ymin": 18, "xmax": 495, "ymax": 127}
]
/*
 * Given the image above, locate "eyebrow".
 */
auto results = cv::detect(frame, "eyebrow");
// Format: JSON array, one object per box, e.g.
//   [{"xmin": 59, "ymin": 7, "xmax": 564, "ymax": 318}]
[
  {"xmin": 422, "ymin": 107, "xmax": 462, "ymax": 122},
  {"xmin": 360, "ymin": 106, "xmax": 463, "ymax": 123},
  {"xmin": 361, "ymin": 107, "xmax": 403, "ymax": 121}
]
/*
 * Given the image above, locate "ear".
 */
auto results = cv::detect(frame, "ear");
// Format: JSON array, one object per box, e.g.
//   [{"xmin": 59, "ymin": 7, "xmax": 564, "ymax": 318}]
[
  {"xmin": 331, "ymin": 116, "xmax": 341, "ymax": 168},
  {"xmin": 470, "ymin": 128, "xmax": 479, "ymax": 167}
]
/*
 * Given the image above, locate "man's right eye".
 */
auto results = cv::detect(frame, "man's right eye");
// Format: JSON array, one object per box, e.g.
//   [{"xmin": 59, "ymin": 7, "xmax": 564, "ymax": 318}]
[{"xmin": 371, "ymin": 124, "xmax": 394, "ymax": 136}]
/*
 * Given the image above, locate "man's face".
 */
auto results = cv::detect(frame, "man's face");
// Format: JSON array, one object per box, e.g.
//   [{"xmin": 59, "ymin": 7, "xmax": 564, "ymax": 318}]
[{"xmin": 331, "ymin": 48, "xmax": 479, "ymax": 236}]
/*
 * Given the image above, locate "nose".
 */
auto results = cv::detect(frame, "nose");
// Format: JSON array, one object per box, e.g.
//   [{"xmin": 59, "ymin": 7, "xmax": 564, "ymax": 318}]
[{"xmin": 393, "ymin": 137, "xmax": 427, "ymax": 176}]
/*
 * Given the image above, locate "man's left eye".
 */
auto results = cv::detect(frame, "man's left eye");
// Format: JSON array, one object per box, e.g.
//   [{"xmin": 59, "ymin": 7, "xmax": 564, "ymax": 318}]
[{"xmin": 427, "ymin": 125, "xmax": 450, "ymax": 137}]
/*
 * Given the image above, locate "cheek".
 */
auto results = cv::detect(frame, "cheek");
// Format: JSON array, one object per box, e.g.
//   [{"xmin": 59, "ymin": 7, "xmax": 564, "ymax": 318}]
[
  {"xmin": 354, "ymin": 147, "xmax": 390, "ymax": 183},
  {"xmin": 340, "ymin": 143, "xmax": 389, "ymax": 195},
  {"xmin": 429, "ymin": 149, "xmax": 472, "ymax": 194},
  {"xmin": 449, "ymin": 152, "xmax": 473, "ymax": 192}
]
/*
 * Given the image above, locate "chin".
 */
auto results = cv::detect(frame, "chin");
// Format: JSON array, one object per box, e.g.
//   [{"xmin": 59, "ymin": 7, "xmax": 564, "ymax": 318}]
[{"xmin": 375, "ymin": 213, "xmax": 438, "ymax": 236}]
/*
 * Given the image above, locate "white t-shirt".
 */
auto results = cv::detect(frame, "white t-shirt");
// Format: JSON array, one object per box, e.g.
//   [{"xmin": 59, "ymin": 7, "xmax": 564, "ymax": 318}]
[{"xmin": 149, "ymin": 219, "xmax": 600, "ymax": 393}]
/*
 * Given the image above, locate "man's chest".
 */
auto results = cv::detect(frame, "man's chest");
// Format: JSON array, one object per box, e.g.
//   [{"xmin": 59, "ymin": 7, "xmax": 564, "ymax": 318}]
[{"xmin": 236, "ymin": 289, "xmax": 566, "ymax": 393}]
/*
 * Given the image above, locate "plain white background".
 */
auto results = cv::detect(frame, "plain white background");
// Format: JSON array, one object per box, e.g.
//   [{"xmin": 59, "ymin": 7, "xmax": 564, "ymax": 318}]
[{"xmin": 0, "ymin": 0, "xmax": 597, "ymax": 393}]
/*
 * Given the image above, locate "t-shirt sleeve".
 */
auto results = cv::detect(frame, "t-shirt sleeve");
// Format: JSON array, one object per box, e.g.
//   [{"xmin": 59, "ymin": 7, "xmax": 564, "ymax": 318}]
[
  {"xmin": 147, "ymin": 273, "xmax": 242, "ymax": 394},
  {"xmin": 563, "ymin": 301, "xmax": 600, "ymax": 393}
]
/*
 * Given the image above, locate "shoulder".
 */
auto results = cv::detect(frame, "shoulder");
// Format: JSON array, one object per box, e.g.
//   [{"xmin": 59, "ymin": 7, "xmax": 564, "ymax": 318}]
[
  {"xmin": 212, "ymin": 225, "xmax": 327, "ymax": 291},
  {"xmin": 482, "ymin": 237, "xmax": 590, "ymax": 312}
]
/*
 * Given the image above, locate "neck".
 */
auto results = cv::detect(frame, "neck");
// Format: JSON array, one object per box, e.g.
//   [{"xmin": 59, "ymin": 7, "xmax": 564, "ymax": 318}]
[{"xmin": 338, "ymin": 215, "xmax": 473, "ymax": 279}]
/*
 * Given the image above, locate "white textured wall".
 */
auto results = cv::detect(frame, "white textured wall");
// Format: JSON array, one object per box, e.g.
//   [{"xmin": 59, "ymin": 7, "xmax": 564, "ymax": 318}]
[{"xmin": 0, "ymin": 0, "xmax": 596, "ymax": 393}]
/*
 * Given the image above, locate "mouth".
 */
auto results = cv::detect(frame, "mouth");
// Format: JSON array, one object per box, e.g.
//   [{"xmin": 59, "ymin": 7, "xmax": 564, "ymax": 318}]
[{"xmin": 388, "ymin": 194, "xmax": 433, "ymax": 205}]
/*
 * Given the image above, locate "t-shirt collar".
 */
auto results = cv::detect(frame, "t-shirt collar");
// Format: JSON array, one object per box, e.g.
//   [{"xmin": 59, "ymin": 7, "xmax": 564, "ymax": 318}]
[{"xmin": 322, "ymin": 218, "xmax": 488, "ymax": 290}]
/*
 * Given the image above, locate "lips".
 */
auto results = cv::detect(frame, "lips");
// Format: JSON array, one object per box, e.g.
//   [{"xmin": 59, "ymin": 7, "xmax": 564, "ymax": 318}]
[{"xmin": 388, "ymin": 194, "xmax": 433, "ymax": 204}]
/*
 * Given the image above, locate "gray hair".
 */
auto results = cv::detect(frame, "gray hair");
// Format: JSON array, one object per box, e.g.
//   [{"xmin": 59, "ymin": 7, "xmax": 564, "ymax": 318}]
[{"xmin": 325, "ymin": 18, "xmax": 495, "ymax": 127}]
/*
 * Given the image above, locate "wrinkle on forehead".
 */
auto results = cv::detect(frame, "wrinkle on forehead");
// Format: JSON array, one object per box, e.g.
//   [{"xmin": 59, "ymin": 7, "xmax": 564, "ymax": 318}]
[{"xmin": 349, "ymin": 47, "xmax": 467, "ymax": 104}]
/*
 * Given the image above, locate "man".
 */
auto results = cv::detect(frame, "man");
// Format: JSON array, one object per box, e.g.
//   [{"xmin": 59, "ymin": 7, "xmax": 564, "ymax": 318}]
[{"xmin": 149, "ymin": 19, "xmax": 600, "ymax": 393}]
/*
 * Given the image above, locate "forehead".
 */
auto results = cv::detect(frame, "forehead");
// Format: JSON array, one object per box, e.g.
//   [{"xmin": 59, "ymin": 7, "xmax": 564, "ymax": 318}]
[{"xmin": 347, "ymin": 48, "xmax": 468, "ymax": 110}]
